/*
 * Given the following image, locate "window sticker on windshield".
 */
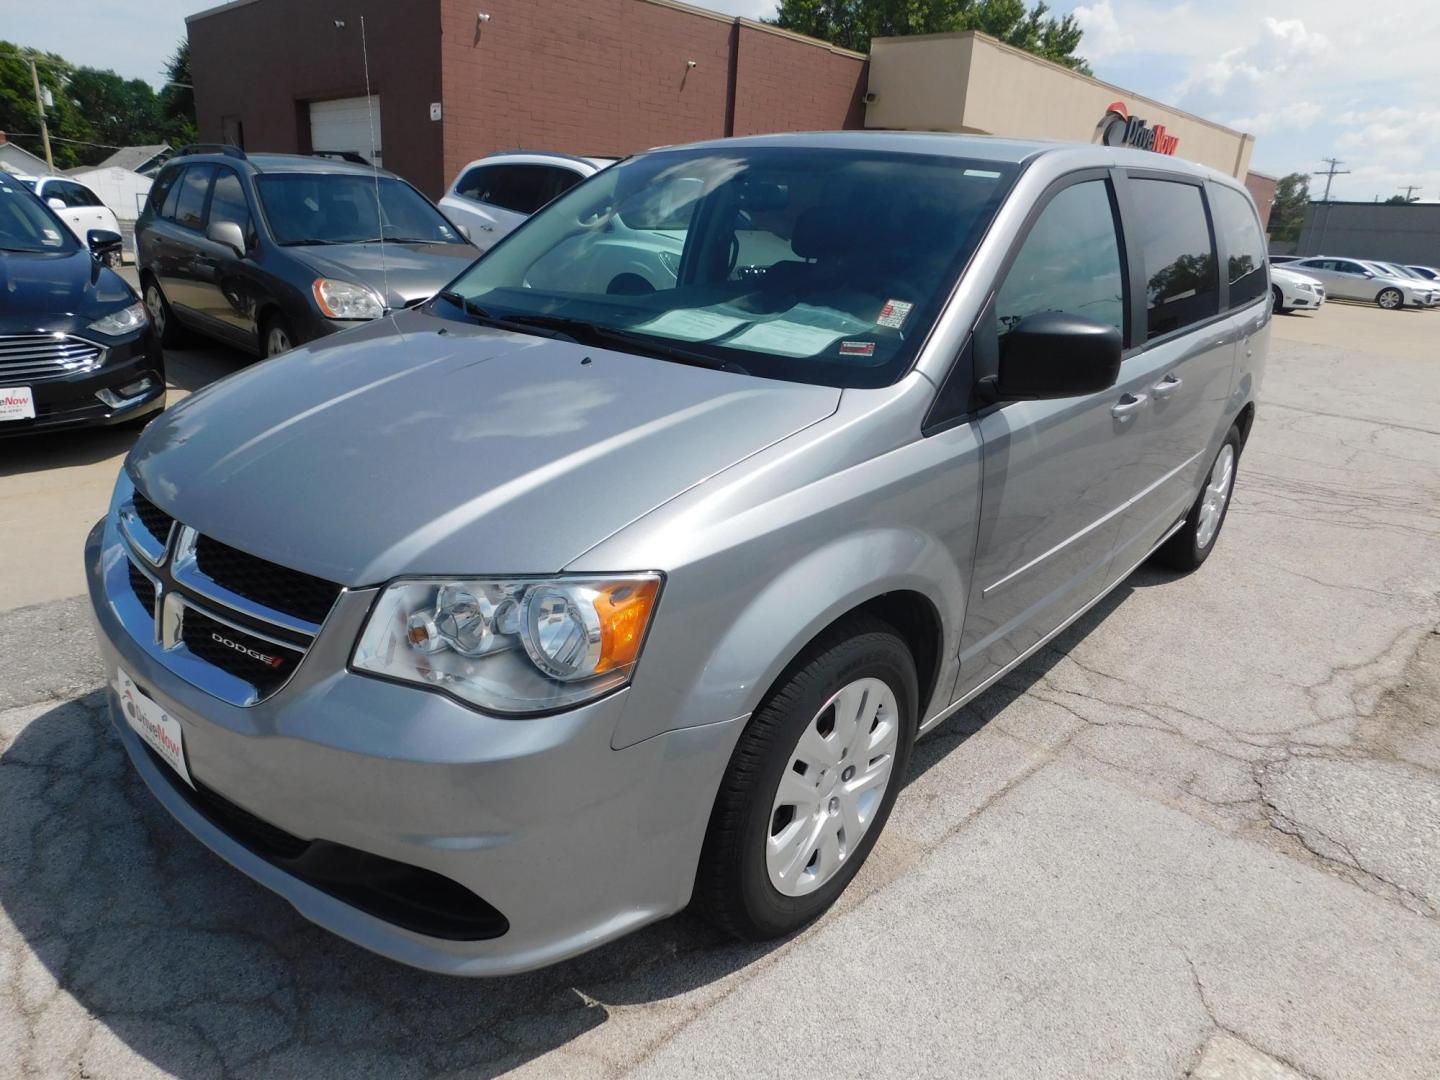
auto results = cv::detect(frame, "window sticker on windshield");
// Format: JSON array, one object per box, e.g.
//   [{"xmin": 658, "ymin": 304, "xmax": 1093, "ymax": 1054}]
[
  {"xmin": 728, "ymin": 320, "xmax": 848, "ymax": 357},
  {"xmin": 839, "ymin": 341, "xmax": 876, "ymax": 357},
  {"xmin": 634, "ymin": 308, "xmax": 748, "ymax": 341},
  {"xmin": 876, "ymin": 299, "xmax": 913, "ymax": 329},
  {"xmin": 42, "ymin": 228, "xmax": 61, "ymax": 242}
]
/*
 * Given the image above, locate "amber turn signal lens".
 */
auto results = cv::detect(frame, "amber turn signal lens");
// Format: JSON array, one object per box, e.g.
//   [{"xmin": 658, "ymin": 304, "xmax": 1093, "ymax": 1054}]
[{"xmin": 594, "ymin": 579, "xmax": 660, "ymax": 674}]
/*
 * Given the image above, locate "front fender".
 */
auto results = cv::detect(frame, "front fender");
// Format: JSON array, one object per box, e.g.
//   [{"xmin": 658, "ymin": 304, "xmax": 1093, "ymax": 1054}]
[{"xmin": 611, "ymin": 526, "xmax": 966, "ymax": 750}]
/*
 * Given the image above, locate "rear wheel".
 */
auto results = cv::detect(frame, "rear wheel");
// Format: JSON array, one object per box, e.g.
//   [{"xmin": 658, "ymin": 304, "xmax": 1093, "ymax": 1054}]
[
  {"xmin": 1377, "ymin": 287, "xmax": 1404, "ymax": 310},
  {"xmin": 1152, "ymin": 425, "xmax": 1241, "ymax": 572},
  {"xmin": 143, "ymin": 279, "xmax": 186, "ymax": 348},
  {"xmin": 694, "ymin": 616, "xmax": 917, "ymax": 940}
]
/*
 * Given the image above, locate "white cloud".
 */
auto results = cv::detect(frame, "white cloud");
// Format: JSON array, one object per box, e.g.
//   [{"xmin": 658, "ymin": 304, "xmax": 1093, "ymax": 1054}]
[{"xmin": 1229, "ymin": 102, "xmax": 1323, "ymax": 136}]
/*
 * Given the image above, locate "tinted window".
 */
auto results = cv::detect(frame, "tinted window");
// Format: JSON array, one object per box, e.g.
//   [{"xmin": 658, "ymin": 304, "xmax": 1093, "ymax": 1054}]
[
  {"xmin": 154, "ymin": 168, "xmax": 184, "ymax": 218},
  {"xmin": 46, "ymin": 181, "xmax": 82, "ymax": 207},
  {"xmin": 1335, "ymin": 260, "xmax": 1366, "ymax": 275},
  {"xmin": 459, "ymin": 163, "xmax": 583, "ymax": 215},
  {"xmin": 1211, "ymin": 185, "xmax": 1266, "ymax": 309},
  {"xmin": 208, "ymin": 169, "xmax": 251, "ymax": 236},
  {"xmin": 1129, "ymin": 179, "xmax": 1218, "ymax": 337},
  {"xmin": 0, "ymin": 178, "xmax": 80, "ymax": 252},
  {"xmin": 70, "ymin": 183, "xmax": 101, "ymax": 207},
  {"xmin": 997, "ymin": 179, "xmax": 1125, "ymax": 340},
  {"xmin": 173, "ymin": 165, "xmax": 215, "ymax": 230},
  {"xmin": 441, "ymin": 147, "xmax": 1018, "ymax": 389}
]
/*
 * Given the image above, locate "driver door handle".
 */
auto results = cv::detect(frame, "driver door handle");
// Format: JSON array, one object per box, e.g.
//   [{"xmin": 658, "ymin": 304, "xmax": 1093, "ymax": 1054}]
[
  {"xmin": 1151, "ymin": 374, "xmax": 1182, "ymax": 399},
  {"xmin": 1111, "ymin": 392, "xmax": 1147, "ymax": 419}
]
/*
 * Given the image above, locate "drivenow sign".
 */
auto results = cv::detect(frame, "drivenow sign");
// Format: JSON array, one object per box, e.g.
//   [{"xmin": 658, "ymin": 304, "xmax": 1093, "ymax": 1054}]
[{"xmin": 1096, "ymin": 101, "xmax": 1180, "ymax": 156}]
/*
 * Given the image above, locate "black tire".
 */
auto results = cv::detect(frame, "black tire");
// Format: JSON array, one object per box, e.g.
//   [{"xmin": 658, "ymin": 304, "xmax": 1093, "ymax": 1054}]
[
  {"xmin": 694, "ymin": 615, "xmax": 918, "ymax": 940},
  {"xmin": 142, "ymin": 278, "xmax": 187, "ymax": 348},
  {"xmin": 1151, "ymin": 424, "xmax": 1242, "ymax": 572},
  {"xmin": 1376, "ymin": 287, "xmax": 1404, "ymax": 311},
  {"xmin": 1271, "ymin": 285, "xmax": 1285, "ymax": 314},
  {"xmin": 261, "ymin": 312, "xmax": 297, "ymax": 358}
]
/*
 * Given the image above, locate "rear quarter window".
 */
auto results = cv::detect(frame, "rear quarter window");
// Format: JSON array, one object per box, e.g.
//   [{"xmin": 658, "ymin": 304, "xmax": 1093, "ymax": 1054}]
[{"xmin": 1210, "ymin": 185, "xmax": 1267, "ymax": 309}]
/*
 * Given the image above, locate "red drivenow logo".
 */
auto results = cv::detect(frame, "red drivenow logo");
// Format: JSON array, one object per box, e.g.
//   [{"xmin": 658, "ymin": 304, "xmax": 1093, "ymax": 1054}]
[{"xmin": 1096, "ymin": 101, "xmax": 1180, "ymax": 156}]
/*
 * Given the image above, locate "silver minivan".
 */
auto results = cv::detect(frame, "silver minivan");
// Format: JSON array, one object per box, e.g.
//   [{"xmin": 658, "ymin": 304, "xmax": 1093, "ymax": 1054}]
[{"xmin": 87, "ymin": 133, "xmax": 1268, "ymax": 976}]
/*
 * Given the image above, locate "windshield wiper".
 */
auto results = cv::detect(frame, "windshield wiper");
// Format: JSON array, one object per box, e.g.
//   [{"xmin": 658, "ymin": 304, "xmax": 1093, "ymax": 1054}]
[
  {"xmin": 435, "ymin": 292, "xmax": 581, "ymax": 343},
  {"xmin": 499, "ymin": 314, "xmax": 751, "ymax": 375}
]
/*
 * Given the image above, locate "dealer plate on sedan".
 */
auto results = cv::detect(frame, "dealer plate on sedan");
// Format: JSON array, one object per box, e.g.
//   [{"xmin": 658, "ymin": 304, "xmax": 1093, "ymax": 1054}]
[
  {"xmin": 116, "ymin": 668, "xmax": 194, "ymax": 788},
  {"xmin": 0, "ymin": 387, "xmax": 35, "ymax": 422}
]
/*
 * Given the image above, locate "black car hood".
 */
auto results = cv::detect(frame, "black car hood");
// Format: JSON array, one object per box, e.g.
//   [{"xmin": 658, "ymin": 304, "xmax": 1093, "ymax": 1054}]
[
  {"xmin": 289, "ymin": 241, "xmax": 478, "ymax": 309},
  {"xmin": 0, "ymin": 248, "xmax": 136, "ymax": 335}
]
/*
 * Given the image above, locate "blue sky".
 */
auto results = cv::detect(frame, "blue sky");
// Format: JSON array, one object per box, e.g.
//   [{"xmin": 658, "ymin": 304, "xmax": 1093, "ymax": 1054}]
[{"xmin": 9, "ymin": 0, "xmax": 1436, "ymax": 202}]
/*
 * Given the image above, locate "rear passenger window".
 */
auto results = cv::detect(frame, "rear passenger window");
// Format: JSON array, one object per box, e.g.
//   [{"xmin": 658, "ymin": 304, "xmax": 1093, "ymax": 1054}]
[
  {"xmin": 173, "ymin": 166, "xmax": 216, "ymax": 230},
  {"xmin": 1129, "ymin": 179, "xmax": 1218, "ymax": 338},
  {"xmin": 1211, "ymin": 186, "xmax": 1266, "ymax": 309},
  {"xmin": 997, "ymin": 179, "xmax": 1126, "ymax": 340}
]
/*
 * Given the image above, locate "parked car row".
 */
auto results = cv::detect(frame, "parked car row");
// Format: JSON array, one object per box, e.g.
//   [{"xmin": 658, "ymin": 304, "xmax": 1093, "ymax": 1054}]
[{"xmin": 1270, "ymin": 254, "xmax": 1440, "ymax": 309}]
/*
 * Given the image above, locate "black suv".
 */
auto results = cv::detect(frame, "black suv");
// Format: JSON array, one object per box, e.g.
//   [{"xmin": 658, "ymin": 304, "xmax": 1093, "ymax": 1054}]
[{"xmin": 136, "ymin": 146, "xmax": 477, "ymax": 357}]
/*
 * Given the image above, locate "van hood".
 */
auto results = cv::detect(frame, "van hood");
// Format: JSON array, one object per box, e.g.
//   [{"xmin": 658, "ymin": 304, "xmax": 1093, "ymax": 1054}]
[
  {"xmin": 127, "ymin": 309, "xmax": 840, "ymax": 585},
  {"xmin": 290, "ymin": 241, "xmax": 479, "ymax": 308}
]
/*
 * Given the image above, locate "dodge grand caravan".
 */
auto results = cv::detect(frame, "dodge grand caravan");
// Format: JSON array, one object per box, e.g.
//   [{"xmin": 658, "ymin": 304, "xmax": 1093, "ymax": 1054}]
[{"xmin": 87, "ymin": 132, "xmax": 1268, "ymax": 975}]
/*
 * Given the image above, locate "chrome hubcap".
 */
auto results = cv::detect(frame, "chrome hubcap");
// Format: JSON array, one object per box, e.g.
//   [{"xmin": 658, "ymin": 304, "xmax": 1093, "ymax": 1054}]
[
  {"xmin": 145, "ymin": 285, "xmax": 165, "ymax": 335},
  {"xmin": 266, "ymin": 327, "xmax": 292, "ymax": 356},
  {"xmin": 766, "ymin": 677, "xmax": 899, "ymax": 897},
  {"xmin": 1195, "ymin": 444, "xmax": 1235, "ymax": 550},
  {"xmin": 1380, "ymin": 291, "xmax": 1400, "ymax": 309}
]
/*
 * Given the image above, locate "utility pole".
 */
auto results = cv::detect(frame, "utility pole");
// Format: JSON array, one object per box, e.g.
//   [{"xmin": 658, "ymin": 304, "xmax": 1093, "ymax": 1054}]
[
  {"xmin": 1397, "ymin": 185, "xmax": 1421, "ymax": 202},
  {"xmin": 1314, "ymin": 158, "xmax": 1349, "ymax": 202},
  {"xmin": 28, "ymin": 57, "xmax": 53, "ymax": 170}
]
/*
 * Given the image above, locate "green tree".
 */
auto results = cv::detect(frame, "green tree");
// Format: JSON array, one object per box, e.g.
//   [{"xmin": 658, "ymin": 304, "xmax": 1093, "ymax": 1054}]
[
  {"xmin": 0, "ymin": 43, "xmax": 93, "ymax": 168},
  {"xmin": 157, "ymin": 39, "xmax": 196, "ymax": 146},
  {"xmin": 68, "ymin": 68, "xmax": 161, "ymax": 153},
  {"xmin": 1383, "ymin": 194, "xmax": 1412, "ymax": 205},
  {"xmin": 769, "ymin": 0, "xmax": 1090, "ymax": 72},
  {"xmin": 1267, "ymin": 172, "xmax": 1310, "ymax": 242}
]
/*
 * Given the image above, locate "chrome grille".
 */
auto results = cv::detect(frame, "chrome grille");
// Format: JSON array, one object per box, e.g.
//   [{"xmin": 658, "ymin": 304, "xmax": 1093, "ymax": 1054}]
[
  {"xmin": 113, "ymin": 481, "xmax": 342, "ymax": 706},
  {"xmin": 0, "ymin": 334, "xmax": 104, "ymax": 381}
]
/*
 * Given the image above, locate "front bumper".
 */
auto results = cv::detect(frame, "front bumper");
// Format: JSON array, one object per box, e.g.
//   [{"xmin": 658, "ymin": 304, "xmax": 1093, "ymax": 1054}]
[
  {"xmin": 86, "ymin": 516, "xmax": 739, "ymax": 975},
  {"xmin": 0, "ymin": 329, "xmax": 165, "ymax": 436}
]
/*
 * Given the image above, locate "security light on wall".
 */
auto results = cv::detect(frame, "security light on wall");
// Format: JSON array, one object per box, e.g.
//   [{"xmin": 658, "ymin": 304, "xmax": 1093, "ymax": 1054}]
[{"xmin": 686, "ymin": 60, "xmax": 697, "ymax": 68}]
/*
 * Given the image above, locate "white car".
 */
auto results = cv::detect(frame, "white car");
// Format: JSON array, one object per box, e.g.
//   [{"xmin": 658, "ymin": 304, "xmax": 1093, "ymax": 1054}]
[
  {"xmin": 1284, "ymin": 256, "xmax": 1438, "ymax": 310},
  {"xmin": 1367, "ymin": 261, "xmax": 1440, "ymax": 307},
  {"xmin": 16, "ymin": 175, "xmax": 124, "ymax": 265},
  {"xmin": 1271, "ymin": 265, "xmax": 1325, "ymax": 314},
  {"xmin": 438, "ymin": 151, "xmax": 616, "ymax": 251}
]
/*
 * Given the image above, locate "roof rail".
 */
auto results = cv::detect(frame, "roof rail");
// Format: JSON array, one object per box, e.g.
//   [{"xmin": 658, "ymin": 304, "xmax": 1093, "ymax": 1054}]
[
  {"xmin": 175, "ymin": 143, "xmax": 247, "ymax": 160},
  {"xmin": 311, "ymin": 150, "xmax": 372, "ymax": 165}
]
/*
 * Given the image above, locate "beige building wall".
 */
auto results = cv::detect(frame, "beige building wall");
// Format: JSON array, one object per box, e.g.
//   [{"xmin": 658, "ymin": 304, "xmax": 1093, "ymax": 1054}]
[{"xmin": 866, "ymin": 31, "xmax": 1254, "ymax": 179}]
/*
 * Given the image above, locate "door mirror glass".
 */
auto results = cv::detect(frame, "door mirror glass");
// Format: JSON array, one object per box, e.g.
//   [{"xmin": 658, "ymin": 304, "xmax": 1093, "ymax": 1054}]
[
  {"xmin": 86, "ymin": 229, "xmax": 123, "ymax": 261},
  {"xmin": 47, "ymin": 197, "xmax": 66, "ymax": 210},
  {"xmin": 995, "ymin": 312, "xmax": 1122, "ymax": 401},
  {"xmin": 206, "ymin": 219, "xmax": 247, "ymax": 257}
]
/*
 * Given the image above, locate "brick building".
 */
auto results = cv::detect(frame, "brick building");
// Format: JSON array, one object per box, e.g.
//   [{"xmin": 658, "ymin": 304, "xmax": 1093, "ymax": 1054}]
[{"xmin": 186, "ymin": 0, "xmax": 867, "ymax": 198}]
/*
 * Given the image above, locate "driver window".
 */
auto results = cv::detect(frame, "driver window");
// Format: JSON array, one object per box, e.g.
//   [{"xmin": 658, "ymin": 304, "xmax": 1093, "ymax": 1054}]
[{"xmin": 996, "ymin": 179, "xmax": 1125, "ymax": 340}]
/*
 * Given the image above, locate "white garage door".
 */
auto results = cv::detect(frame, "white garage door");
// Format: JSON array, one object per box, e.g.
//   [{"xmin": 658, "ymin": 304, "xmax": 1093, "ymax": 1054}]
[{"xmin": 308, "ymin": 96, "xmax": 382, "ymax": 167}]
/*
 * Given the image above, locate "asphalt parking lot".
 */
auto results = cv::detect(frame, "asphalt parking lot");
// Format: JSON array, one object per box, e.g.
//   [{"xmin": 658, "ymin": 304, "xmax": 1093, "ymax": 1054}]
[{"xmin": 2, "ymin": 301, "xmax": 1438, "ymax": 1079}]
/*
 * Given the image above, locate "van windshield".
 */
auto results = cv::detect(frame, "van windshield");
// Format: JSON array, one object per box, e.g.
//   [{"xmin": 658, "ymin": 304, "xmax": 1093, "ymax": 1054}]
[{"xmin": 433, "ymin": 146, "xmax": 1018, "ymax": 388}]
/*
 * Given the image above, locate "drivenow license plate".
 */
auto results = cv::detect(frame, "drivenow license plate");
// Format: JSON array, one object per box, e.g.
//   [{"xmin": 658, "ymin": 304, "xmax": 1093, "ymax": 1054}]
[
  {"xmin": 116, "ymin": 669, "xmax": 194, "ymax": 788},
  {"xmin": 0, "ymin": 387, "xmax": 35, "ymax": 422}
]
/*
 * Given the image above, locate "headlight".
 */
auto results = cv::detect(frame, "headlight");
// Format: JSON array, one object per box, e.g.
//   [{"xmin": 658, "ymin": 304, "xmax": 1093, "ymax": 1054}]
[
  {"xmin": 87, "ymin": 301, "xmax": 149, "ymax": 336},
  {"xmin": 352, "ymin": 574, "xmax": 662, "ymax": 714},
  {"xmin": 312, "ymin": 278, "xmax": 385, "ymax": 320},
  {"xmin": 1295, "ymin": 282, "xmax": 1314, "ymax": 293}
]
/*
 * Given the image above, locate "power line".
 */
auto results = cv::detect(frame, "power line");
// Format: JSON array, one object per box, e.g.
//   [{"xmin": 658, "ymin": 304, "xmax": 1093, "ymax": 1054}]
[
  {"xmin": 1313, "ymin": 158, "xmax": 1350, "ymax": 202},
  {"xmin": 3, "ymin": 132, "xmax": 130, "ymax": 150}
]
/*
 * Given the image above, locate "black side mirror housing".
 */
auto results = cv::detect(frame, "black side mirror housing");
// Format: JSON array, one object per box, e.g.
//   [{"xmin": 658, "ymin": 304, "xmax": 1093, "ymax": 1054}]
[
  {"xmin": 992, "ymin": 312, "xmax": 1123, "ymax": 401},
  {"xmin": 87, "ymin": 229, "xmax": 123, "ymax": 262}
]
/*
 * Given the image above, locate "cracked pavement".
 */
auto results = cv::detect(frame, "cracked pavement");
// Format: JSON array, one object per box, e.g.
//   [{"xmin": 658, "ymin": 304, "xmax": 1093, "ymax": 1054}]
[{"xmin": 2, "ymin": 303, "xmax": 1439, "ymax": 1078}]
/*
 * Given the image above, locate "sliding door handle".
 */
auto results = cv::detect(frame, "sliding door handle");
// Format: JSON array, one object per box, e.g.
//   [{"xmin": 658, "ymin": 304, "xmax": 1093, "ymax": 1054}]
[
  {"xmin": 1151, "ymin": 374, "xmax": 1182, "ymax": 399},
  {"xmin": 1111, "ymin": 392, "xmax": 1147, "ymax": 419}
]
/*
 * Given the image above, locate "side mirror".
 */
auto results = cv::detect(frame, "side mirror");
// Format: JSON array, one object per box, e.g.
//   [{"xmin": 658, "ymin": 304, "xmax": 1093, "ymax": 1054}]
[
  {"xmin": 993, "ymin": 312, "xmax": 1122, "ymax": 401},
  {"xmin": 1361, "ymin": 270, "xmax": 1374, "ymax": 278},
  {"xmin": 455, "ymin": 223, "xmax": 472, "ymax": 242},
  {"xmin": 86, "ymin": 229, "xmax": 123, "ymax": 263},
  {"xmin": 47, "ymin": 197, "xmax": 66, "ymax": 210},
  {"xmin": 206, "ymin": 220, "xmax": 247, "ymax": 258}
]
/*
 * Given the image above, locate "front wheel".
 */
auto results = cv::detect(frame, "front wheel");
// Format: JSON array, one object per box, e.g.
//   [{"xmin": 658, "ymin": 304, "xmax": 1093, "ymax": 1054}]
[
  {"xmin": 694, "ymin": 616, "xmax": 917, "ymax": 940},
  {"xmin": 1271, "ymin": 285, "xmax": 1286, "ymax": 314},
  {"xmin": 143, "ymin": 280, "xmax": 185, "ymax": 348},
  {"xmin": 261, "ymin": 313, "xmax": 297, "ymax": 358},
  {"xmin": 1151, "ymin": 426, "xmax": 1240, "ymax": 572},
  {"xmin": 1377, "ymin": 287, "xmax": 1404, "ymax": 310}
]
